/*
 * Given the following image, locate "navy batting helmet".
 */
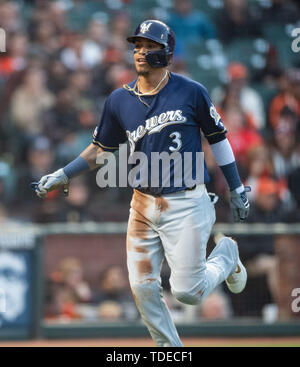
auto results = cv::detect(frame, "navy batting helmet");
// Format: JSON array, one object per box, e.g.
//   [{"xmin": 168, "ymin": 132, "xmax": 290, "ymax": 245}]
[{"xmin": 127, "ymin": 20, "xmax": 176, "ymax": 68}]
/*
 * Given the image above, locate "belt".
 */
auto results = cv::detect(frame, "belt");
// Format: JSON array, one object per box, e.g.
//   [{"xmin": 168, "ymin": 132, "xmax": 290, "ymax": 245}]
[
  {"xmin": 135, "ymin": 185, "xmax": 197, "ymax": 197},
  {"xmin": 174, "ymin": 184, "xmax": 197, "ymax": 194}
]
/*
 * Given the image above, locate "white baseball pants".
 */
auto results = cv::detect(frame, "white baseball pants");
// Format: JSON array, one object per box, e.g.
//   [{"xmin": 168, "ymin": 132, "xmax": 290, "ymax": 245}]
[{"xmin": 126, "ymin": 185, "xmax": 239, "ymax": 347}]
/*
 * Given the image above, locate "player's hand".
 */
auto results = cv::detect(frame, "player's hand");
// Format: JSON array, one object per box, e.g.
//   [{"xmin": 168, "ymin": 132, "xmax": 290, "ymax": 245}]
[
  {"xmin": 34, "ymin": 168, "xmax": 69, "ymax": 199},
  {"xmin": 229, "ymin": 186, "xmax": 251, "ymax": 222}
]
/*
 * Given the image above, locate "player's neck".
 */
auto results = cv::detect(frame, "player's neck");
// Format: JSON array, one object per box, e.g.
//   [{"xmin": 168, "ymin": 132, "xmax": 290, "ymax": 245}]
[{"xmin": 137, "ymin": 69, "xmax": 169, "ymax": 95}]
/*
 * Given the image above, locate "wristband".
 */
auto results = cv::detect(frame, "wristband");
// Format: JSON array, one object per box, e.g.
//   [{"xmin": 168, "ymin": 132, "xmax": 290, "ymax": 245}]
[
  {"xmin": 219, "ymin": 161, "xmax": 242, "ymax": 191},
  {"xmin": 63, "ymin": 156, "xmax": 89, "ymax": 179}
]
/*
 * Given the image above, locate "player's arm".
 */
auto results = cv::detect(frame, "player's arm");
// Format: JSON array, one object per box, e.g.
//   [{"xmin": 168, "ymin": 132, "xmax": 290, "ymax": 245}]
[
  {"xmin": 209, "ymin": 138, "xmax": 250, "ymax": 222},
  {"xmin": 34, "ymin": 143, "xmax": 104, "ymax": 199},
  {"xmin": 80, "ymin": 143, "xmax": 104, "ymax": 170},
  {"xmin": 196, "ymin": 85, "xmax": 250, "ymax": 222},
  {"xmin": 33, "ymin": 93, "xmax": 127, "ymax": 199}
]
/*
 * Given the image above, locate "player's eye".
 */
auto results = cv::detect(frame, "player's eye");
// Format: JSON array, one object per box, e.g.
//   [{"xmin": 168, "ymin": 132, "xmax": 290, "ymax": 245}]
[
  {"xmin": 146, "ymin": 43, "xmax": 156, "ymax": 49},
  {"xmin": 134, "ymin": 42, "xmax": 155, "ymax": 51},
  {"xmin": 134, "ymin": 46, "xmax": 142, "ymax": 53}
]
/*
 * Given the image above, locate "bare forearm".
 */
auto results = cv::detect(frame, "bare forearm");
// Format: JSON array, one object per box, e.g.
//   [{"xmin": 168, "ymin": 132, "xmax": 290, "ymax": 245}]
[
  {"xmin": 80, "ymin": 143, "xmax": 104, "ymax": 170},
  {"xmin": 62, "ymin": 143, "xmax": 103, "ymax": 179}
]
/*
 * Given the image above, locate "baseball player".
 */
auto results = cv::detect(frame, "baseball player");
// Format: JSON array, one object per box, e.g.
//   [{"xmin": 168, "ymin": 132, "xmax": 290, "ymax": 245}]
[{"xmin": 33, "ymin": 20, "xmax": 250, "ymax": 347}]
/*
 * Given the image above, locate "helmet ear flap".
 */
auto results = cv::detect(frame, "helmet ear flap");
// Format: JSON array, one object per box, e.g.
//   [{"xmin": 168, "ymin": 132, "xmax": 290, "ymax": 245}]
[{"xmin": 145, "ymin": 49, "xmax": 172, "ymax": 68}]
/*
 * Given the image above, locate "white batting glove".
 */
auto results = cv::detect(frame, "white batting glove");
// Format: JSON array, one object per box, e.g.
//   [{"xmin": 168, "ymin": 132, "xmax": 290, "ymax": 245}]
[
  {"xmin": 36, "ymin": 168, "xmax": 69, "ymax": 199},
  {"xmin": 229, "ymin": 185, "xmax": 251, "ymax": 222}
]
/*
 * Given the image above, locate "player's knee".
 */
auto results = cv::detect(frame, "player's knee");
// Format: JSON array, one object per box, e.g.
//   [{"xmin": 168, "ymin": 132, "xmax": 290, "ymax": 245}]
[
  {"xmin": 172, "ymin": 289, "xmax": 204, "ymax": 305},
  {"xmin": 131, "ymin": 279, "xmax": 159, "ymax": 301}
]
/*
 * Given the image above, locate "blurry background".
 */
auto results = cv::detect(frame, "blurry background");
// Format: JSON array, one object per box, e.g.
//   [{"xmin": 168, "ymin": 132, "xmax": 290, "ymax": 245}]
[{"xmin": 0, "ymin": 0, "xmax": 300, "ymax": 343}]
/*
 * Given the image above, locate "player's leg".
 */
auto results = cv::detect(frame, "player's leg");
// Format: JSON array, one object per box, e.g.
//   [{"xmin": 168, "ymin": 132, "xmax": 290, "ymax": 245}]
[
  {"xmin": 159, "ymin": 185, "xmax": 239, "ymax": 305},
  {"xmin": 126, "ymin": 191, "xmax": 183, "ymax": 347}
]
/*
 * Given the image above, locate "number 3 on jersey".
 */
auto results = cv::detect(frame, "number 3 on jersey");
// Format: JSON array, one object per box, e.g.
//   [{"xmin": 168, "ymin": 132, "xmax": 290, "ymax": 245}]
[{"xmin": 169, "ymin": 132, "xmax": 182, "ymax": 152}]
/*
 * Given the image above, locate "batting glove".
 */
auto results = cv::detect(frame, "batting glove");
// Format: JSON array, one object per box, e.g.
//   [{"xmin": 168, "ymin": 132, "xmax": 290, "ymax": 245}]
[
  {"xmin": 229, "ymin": 186, "xmax": 251, "ymax": 222},
  {"xmin": 35, "ymin": 168, "xmax": 69, "ymax": 199}
]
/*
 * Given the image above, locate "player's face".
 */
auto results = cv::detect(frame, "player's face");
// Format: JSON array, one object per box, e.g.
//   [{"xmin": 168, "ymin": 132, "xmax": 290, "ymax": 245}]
[{"xmin": 133, "ymin": 38, "xmax": 163, "ymax": 76}]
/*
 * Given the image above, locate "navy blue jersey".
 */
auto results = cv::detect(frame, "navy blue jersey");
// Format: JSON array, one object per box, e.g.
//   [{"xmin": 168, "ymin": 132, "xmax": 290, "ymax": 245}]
[{"xmin": 93, "ymin": 72, "xmax": 226, "ymax": 195}]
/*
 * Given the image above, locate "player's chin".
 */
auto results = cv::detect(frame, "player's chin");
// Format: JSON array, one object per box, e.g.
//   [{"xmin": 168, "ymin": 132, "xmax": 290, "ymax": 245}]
[{"xmin": 135, "ymin": 63, "xmax": 150, "ymax": 76}]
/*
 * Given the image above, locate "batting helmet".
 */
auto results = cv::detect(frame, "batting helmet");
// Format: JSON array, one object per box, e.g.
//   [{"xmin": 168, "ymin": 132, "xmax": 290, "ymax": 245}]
[{"xmin": 127, "ymin": 20, "xmax": 175, "ymax": 68}]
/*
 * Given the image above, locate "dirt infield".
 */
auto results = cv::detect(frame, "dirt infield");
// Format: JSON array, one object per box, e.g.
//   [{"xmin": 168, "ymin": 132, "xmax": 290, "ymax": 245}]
[{"xmin": 1, "ymin": 337, "xmax": 300, "ymax": 347}]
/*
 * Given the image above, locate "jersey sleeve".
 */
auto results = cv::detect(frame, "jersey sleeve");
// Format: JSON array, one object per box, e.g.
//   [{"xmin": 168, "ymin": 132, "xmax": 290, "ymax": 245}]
[
  {"xmin": 92, "ymin": 94, "xmax": 127, "ymax": 151},
  {"xmin": 195, "ymin": 84, "xmax": 227, "ymax": 144}
]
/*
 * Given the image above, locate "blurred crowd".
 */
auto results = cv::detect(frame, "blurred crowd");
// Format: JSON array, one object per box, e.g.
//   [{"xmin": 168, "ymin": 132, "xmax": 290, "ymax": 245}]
[
  {"xmin": 44, "ymin": 255, "xmax": 232, "ymax": 323},
  {"xmin": 45, "ymin": 258, "xmax": 139, "ymax": 322},
  {"xmin": 0, "ymin": 0, "xmax": 300, "ymax": 321}
]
